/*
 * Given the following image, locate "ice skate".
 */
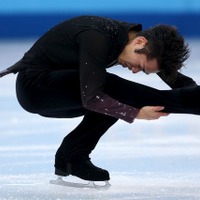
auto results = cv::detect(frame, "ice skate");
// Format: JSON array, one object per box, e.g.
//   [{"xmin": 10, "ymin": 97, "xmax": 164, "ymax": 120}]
[
  {"xmin": 50, "ymin": 157, "xmax": 111, "ymax": 189},
  {"xmin": 50, "ymin": 176, "xmax": 111, "ymax": 190}
]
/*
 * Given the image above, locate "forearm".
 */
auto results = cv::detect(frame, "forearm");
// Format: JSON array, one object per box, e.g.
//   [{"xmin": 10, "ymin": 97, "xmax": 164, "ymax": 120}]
[{"xmin": 82, "ymin": 92, "xmax": 140, "ymax": 123}]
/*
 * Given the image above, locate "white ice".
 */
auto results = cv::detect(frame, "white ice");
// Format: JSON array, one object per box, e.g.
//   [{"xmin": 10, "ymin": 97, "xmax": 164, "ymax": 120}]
[{"xmin": 0, "ymin": 39, "xmax": 200, "ymax": 199}]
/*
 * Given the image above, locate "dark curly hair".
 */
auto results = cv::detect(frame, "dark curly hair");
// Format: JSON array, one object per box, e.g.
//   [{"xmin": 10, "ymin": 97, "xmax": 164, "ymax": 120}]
[{"xmin": 135, "ymin": 25, "xmax": 190, "ymax": 80}]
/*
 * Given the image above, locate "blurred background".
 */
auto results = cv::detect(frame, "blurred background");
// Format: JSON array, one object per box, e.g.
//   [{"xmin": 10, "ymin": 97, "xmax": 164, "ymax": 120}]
[
  {"xmin": 0, "ymin": 0, "xmax": 200, "ymax": 39},
  {"xmin": 1, "ymin": 1, "xmax": 200, "ymax": 199}
]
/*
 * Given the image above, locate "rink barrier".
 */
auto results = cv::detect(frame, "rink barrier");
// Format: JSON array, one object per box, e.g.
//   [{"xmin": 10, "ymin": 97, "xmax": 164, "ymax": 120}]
[{"xmin": 0, "ymin": 13, "xmax": 200, "ymax": 39}]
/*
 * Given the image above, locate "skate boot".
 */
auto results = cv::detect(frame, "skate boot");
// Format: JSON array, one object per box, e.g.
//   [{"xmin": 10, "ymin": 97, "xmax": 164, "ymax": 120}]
[{"xmin": 54, "ymin": 156, "xmax": 110, "ymax": 181}]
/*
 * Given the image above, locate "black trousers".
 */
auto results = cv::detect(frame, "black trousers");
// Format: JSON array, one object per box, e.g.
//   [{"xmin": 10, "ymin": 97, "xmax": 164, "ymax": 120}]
[{"xmin": 16, "ymin": 69, "xmax": 200, "ymax": 161}]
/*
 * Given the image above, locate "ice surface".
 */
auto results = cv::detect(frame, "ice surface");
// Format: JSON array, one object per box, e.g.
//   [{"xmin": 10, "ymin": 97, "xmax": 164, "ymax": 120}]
[{"xmin": 0, "ymin": 39, "xmax": 200, "ymax": 199}]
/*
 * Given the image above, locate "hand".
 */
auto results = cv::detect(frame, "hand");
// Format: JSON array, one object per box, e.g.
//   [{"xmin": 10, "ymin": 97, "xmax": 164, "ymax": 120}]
[{"xmin": 136, "ymin": 106, "xmax": 169, "ymax": 120}]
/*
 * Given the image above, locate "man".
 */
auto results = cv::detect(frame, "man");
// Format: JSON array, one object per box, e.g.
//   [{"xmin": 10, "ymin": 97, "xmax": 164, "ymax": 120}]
[{"xmin": 0, "ymin": 15, "xmax": 199, "ymax": 182}]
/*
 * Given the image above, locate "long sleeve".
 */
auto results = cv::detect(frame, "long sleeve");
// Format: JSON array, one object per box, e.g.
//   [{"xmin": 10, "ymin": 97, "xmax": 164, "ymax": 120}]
[{"xmin": 76, "ymin": 30, "xmax": 139, "ymax": 123}]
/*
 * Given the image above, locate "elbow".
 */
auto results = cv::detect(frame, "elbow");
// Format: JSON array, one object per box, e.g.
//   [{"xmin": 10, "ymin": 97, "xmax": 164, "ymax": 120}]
[
  {"xmin": 82, "ymin": 101, "xmax": 90, "ymax": 109},
  {"xmin": 82, "ymin": 96, "xmax": 96, "ymax": 110},
  {"xmin": 82, "ymin": 93, "xmax": 102, "ymax": 111}
]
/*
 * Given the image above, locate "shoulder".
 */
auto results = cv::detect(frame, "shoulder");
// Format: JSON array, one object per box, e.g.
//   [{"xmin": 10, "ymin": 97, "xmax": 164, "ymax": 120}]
[{"xmin": 70, "ymin": 16, "xmax": 121, "ymax": 41}]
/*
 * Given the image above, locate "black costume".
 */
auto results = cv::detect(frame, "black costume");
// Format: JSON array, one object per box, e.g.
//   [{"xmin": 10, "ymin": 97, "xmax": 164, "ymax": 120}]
[{"xmin": 1, "ymin": 16, "xmax": 200, "ymax": 180}]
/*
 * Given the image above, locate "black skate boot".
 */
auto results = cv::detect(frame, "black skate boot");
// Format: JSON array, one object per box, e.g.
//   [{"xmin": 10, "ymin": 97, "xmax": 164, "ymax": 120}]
[{"xmin": 55, "ymin": 156, "xmax": 110, "ymax": 181}]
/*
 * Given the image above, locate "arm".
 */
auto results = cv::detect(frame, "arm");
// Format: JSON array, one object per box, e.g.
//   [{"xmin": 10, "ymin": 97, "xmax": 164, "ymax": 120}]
[
  {"xmin": 157, "ymin": 71, "xmax": 197, "ymax": 89},
  {"xmin": 76, "ymin": 30, "xmax": 139, "ymax": 123}
]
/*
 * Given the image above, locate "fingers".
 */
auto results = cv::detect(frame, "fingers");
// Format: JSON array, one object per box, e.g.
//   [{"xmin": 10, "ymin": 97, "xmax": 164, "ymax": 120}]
[
  {"xmin": 159, "ymin": 112, "xmax": 170, "ymax": 116},
  {"xmin": 152, "ymin": 106, "xmax": 165, "ymax": 111},
  {"xmin": 156, "ymin": 112, "xmax": 170, "ymax": 118},
  {"xmin": 150, "ymin": 106, "xmax": 169, "ymax": 119}
]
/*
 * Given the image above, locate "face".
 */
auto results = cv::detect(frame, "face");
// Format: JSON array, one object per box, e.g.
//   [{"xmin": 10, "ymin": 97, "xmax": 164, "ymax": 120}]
[{"xmin": 118, "ymin": 36, "xmax": 160, "ymax": 74}]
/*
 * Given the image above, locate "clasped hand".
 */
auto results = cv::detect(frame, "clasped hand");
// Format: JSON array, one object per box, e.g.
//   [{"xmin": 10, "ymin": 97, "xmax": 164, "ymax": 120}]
[{"xmin": 136, "ymin": 106, "xmax": 169, "ymax": 120}]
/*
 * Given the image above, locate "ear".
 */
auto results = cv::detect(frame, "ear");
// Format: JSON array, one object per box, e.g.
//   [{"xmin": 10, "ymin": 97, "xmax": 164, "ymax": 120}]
[{"xmin": 132, "ymin": 36, "xmax": 148, "ymax": 46}]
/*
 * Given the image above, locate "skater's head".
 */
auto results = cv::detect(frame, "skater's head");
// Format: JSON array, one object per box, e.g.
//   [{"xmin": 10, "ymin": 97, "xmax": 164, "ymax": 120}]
[
  {"xmin": 135, "ymin": 25, "xmax": 190, "ymax": 77},
  {"xmin": 118, "ymin": 24, "xmax": 190, "ymax": 80}
]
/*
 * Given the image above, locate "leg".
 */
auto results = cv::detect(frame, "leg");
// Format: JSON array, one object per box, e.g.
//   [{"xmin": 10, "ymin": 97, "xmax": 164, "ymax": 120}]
[
  {"xmin": 104, "ymin": 73, "xmax": 200, "ymax": 115},
  {"xmin": 55, "ymin": 111, "xmax": 118, "ymax": 180},
  {"xmin": 16, "ymin": 69, "xmax": 118, "ymax": 181},
  {"xmin": 55, "ymin": 111, "xmax": 118, "ymax": 162},
  {"xmin": 17, "ymin": 69, "xmax": 118, "ymax": 156},
  {"xmin": 16, "ymin": 69, "xmax": 86, "ymax": 117}
]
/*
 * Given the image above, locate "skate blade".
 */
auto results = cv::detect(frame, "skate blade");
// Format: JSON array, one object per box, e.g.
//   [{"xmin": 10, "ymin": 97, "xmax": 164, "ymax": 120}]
[{"xmin": 50, "ymin": 176, "xmax": 111, "ymax": 190}]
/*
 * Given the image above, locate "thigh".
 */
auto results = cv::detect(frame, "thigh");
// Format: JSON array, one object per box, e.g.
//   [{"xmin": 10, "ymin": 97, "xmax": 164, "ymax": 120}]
[
  {"xmin": 16, "ymin": 69, "xmax": 85, "ymax": 117},
  {"xmin": 104, "ymin": 73, "xmax": 182, "ymax": 112}
]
